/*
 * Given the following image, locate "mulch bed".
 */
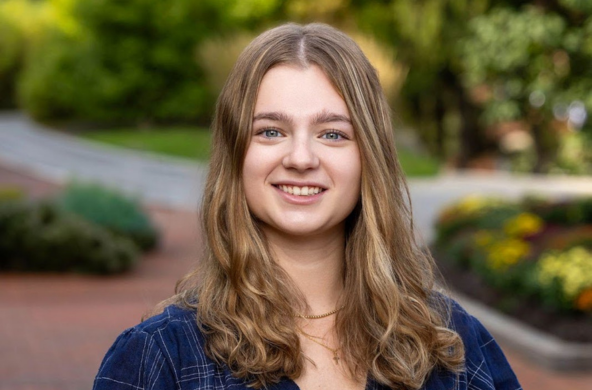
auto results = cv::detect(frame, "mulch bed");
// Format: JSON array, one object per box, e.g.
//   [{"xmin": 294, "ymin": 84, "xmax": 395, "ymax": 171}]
[{"xmin": 434, "ymin": 254, "xmax": 592, "ymax": 343}]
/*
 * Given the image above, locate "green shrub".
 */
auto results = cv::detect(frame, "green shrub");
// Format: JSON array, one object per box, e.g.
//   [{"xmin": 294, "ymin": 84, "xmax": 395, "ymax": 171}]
[
  {"xmin": 18, "ymin": 31, "xmax": 109, "ymax": 121},
  {"xmin": 57, "ymin": 183, "xmax": 159, "ymax": 251},
  {"xmin": 525, "ymin": 197, "xmax": 592, "ymax": 225},
  {"xmin": 19, "ymin": 0, "xmax": 227, "ymax": 124},
  {"xmin": 0, "ymin": 13, "xmax": 23, "ymax": 108},
  {"xmin": 0, "ymin": 0, "xmax": 68, "ymax": 109},
  {"xmin": 0, "ymin": 200, "xmax": 138, "ymax": 274},
  {"xmin": 477, "ymin": 205, "xmax": 523, "ymax": 230},
  {"xmin": 440, "ymin": 231, "xmax": 474, "ymax": 268}
]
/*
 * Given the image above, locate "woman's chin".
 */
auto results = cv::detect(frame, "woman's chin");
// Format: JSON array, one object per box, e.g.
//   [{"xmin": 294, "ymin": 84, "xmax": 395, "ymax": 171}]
[{"xmin": 261, "ymin": 220, "xmax": 344, "ymax": 240}]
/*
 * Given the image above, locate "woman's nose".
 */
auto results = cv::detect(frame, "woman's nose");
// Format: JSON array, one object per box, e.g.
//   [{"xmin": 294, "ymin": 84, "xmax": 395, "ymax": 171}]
[{"xmin": 282, "ymin": 138, "xmax": 320, "ymax": 171}]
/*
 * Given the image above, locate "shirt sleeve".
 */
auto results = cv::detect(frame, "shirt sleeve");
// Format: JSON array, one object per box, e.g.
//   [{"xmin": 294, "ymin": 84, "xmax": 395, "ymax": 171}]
[
  {"xmin": 446, "ymin": 298, "xmax": 522, "ymax": 390},
  {"xmin": 93, "ymin": 327, "xmax": 178, "ymax": 390},
  {"xmin": 468, "ymin": 316, "xmax": 522, "ymax": 390}
]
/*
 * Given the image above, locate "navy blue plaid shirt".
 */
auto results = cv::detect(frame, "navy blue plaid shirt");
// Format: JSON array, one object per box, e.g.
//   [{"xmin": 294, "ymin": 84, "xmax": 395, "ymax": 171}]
[{"xmin": 93, "ymin": 302, "xmax": 522, "ymax": 390}]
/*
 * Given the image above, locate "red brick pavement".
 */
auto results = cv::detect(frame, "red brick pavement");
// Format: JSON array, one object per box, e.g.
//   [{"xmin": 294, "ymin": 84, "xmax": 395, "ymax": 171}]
[
  {"xmin": 0, "ymin": 206, "xmax": 200, "ymax": 390},
  {"xmin": 1, "ymin": 164, "xmax": 591, "ymax": 390}
]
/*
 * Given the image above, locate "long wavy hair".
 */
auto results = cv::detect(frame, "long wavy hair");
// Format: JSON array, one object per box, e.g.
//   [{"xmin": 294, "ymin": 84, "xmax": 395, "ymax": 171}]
[{"xmin": 171, "ymin": 23, "xmax": 464, "ymax": 389}]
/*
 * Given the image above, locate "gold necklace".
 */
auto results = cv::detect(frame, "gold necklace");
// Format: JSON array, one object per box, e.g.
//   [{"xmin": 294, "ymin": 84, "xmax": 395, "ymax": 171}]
[
  {"xmin": 295, "ymin": 305, "xmax": 344, "ymax": 319},
  {"xmin": 299, "ymin": 329, "xmax": 341, "ymax": 364}
]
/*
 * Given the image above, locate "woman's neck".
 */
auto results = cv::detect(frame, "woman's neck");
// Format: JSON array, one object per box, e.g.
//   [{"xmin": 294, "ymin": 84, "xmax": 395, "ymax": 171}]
[{"xmin": 264, "ymin": 226, "xmax": 345, "ymax": 314}]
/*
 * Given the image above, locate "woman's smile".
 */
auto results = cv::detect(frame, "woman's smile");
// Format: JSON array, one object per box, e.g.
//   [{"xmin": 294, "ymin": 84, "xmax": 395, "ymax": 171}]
[{"xmin": 272, "ymin": 182, "xmax": 327, "ymax": 206}]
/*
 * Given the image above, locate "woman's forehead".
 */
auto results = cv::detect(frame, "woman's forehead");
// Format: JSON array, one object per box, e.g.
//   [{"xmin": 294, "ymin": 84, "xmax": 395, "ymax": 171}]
[{"xmin": 253, "ymin": 65, "xmax": 350, "ymax": 121}]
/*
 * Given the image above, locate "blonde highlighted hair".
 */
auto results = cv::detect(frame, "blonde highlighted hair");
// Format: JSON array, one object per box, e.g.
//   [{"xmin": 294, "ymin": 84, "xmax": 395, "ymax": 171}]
[{"xmin": 172, "ymin": 23, "xmax": 464, "ymax": 389}]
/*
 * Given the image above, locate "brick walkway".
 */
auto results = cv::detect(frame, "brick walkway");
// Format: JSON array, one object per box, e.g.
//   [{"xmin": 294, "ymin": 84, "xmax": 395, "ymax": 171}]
[
  {"xmin": 0, "ymin": 206, "xmax": 200, "ymax": 390},
  {"xmin": 1, "ymin": 165, "xmax": 591, "ymax": 390}
]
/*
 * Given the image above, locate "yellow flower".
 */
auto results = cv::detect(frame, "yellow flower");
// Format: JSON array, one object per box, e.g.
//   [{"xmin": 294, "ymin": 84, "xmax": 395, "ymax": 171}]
[
  {"xmin": 486, "ymin": 238, "xmax": 530, "ymax": 270},
  {"xmin": 457, "ymin": 196, "xmax": 490, "ymax": 214},
  {"xmin": 474, "ymin": 231, "xmax": 494, "ymax": 247},
  {"xmin": 438, "ymin": 196, "xmax": 507, "ymax": 224},
  {"xmin": 504, "ymin": 213, "xmax": 544, "ymax": 237},
  {"xmin": 537, "ymin": 246, "xmax": 592, "ymax": 299}
]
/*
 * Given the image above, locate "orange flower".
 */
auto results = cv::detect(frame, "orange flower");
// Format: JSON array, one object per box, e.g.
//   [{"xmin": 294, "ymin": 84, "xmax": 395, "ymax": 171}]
[{"xmin": 575, "ymin": 288, "xmax": 592, "ymax": 311}]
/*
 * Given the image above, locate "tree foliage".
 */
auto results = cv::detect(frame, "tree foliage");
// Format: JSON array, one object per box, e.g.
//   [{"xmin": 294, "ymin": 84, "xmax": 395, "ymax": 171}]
[
  {"xmin": 18, "ymin": 0, "xmax": 229, "ymax": 124},
  {"xmin": 351, "ymin": 0, "xmax": 592, "ymax": 173},
  {"xmin": 458, "ymin": 3, "xmax": 592, "ymax": 172}
]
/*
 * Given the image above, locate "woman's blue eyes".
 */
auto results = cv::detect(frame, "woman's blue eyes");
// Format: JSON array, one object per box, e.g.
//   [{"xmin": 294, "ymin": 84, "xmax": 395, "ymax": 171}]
[
  {"xmin": 258, "ymin": 129, "xmax": 347, "ymax": 140},
  {"xmin": 261, "ymin": 129, "xmax": 282, "ymax": 138},
  {"xmin": 321, "ymin": 131, "xmax": 345, "ymax": 140}
]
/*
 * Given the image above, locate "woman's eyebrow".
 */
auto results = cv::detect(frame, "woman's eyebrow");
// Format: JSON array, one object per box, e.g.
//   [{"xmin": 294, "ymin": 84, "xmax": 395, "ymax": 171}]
[
  {"xmin": 253, "ymin": 112, "xmax": 293, "ymax": 125},
  {"xmin": 253, "ymin": 110, "xmax": 351, "ymax": 125},
  {"xmin": 311, "ymin": 110, "xmax": 351, "ymax": 125}
]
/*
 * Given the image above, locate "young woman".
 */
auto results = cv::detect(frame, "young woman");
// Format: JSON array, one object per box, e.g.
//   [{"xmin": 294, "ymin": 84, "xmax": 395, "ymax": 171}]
[{"xmin": 93, "ymin": 23, "xmax": 521, "ymax": 390}]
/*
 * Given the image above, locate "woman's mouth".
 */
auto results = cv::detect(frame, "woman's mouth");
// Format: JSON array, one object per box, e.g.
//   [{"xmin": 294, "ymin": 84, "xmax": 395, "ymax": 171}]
[{"xmin": 273, "ymin": 185, "xmax": 326, "ymax": 196}]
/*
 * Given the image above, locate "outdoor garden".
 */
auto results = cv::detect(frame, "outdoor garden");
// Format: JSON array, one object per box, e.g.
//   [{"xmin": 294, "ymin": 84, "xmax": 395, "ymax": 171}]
[
  {"xmin": 1, "ymin": 0, "xmax": 592, "ymax": 380},
  {"xmin": 434, "ymin": 195, "xmax": 592, "ymax": 342}
]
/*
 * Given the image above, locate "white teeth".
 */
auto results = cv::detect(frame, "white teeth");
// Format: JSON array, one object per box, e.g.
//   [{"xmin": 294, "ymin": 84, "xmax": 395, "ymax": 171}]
[{"xmin": 277, "ymin": 185, "xmax": 322, "ymax": 196}]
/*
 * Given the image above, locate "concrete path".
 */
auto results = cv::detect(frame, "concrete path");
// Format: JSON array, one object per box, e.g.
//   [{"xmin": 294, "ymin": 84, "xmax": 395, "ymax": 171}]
[
  {"xmin": 1, "ymin": 111, "xmax": 592, "ymax": 242},
  {"xmin": 0, "ymin": 112, "xmax": 207, "ymax": 209}
]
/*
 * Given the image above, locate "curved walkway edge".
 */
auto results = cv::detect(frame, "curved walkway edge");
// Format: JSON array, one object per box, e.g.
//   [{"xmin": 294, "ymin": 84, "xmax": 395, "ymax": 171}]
[{"xmin": 454, "ymin": 291, "xmax": 592, "ymax": 371}]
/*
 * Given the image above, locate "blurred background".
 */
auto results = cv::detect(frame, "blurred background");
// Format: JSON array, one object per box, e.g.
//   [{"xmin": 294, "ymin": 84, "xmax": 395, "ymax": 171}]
[{"xmin": 0, "ymin": 0, "xmax": 591, "ymax": 389}]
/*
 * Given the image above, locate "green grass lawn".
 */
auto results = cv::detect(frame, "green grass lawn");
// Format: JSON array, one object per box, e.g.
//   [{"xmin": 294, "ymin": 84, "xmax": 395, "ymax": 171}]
[
  {"xmin": 82, "ymin": 127, "xmax": 440, "ymax": 176},
  {"xmin": 83, "ymin": 127, "xmax": 212, "ymax": 161},
  {"xmin": 396, "ymin": 147, "xmax": 440, "ymax": 177}
]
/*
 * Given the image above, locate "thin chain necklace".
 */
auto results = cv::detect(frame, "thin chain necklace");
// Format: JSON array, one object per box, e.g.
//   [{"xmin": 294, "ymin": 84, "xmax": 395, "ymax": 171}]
[
  {"xmin": 299, "ymin": 329, "xmax": 341, "ymax": 364},
  {"xmin": 295, "ymin": 305, "xmax": 344, "ymax": 319}
]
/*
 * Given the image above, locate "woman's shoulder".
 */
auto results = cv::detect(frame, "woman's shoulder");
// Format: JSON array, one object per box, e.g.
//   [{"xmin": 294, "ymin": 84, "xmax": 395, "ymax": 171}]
[
  {"xmin": 130, "ymin": 304, "xmax": 200, "ymax": 337},
  {"xmin": 93, "ymin": 305, "xmax": 242, "ymax": 390},
  {"xmin": 446, "ymin": 298, "xmax": 482, "ymax": 335},
  {"xmin": 445, "ymin": 298, "xmax": 504, "ymax": 354},
  {"xmin": 431, "ymin": 292, "xmax": 497, "ymax": 341},
  {"xmin": 431, "ymin": 297, "xmax": 523, "ymax": 390},
  {"xmin": 112, "ymin": 304, "xmax": 206, "ymax": 357}
]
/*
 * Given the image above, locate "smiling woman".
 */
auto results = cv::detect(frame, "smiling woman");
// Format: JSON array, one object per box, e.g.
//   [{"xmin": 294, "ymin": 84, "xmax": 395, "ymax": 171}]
[{"xmin": 93, "ymin": 23, "xmax": 521, "ymax": 390}]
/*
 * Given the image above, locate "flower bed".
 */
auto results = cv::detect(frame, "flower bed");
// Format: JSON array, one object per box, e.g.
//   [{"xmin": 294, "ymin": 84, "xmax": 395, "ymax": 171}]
[{"xmin": 433, "ymin": 195, "xmax": 592, "ymax": 343}]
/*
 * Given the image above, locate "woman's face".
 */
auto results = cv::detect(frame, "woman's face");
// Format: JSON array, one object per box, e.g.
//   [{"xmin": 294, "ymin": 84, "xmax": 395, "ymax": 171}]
[{"xmin": 242, "ymin": 64, "xmax": 361, "ymax": 239}]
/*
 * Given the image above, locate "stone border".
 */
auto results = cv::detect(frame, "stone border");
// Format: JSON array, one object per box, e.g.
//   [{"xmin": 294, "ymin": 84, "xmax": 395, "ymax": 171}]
[{"xmin": 453, "ymin": 291, "xmax": 592, "ymax": 371}]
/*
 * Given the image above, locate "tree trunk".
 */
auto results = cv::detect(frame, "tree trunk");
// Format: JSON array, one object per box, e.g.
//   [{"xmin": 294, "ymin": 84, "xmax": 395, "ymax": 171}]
[
  {"xmin": 456, "ymin": 86, "xmax": 484, "ymax": 168},
  {"xmin": 434, "ymin": 90, "xmax": 446, "ymax": 160},
  {"xmin": 531, "ymin": 121, "xmax": 549, "ymax": 174}
]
